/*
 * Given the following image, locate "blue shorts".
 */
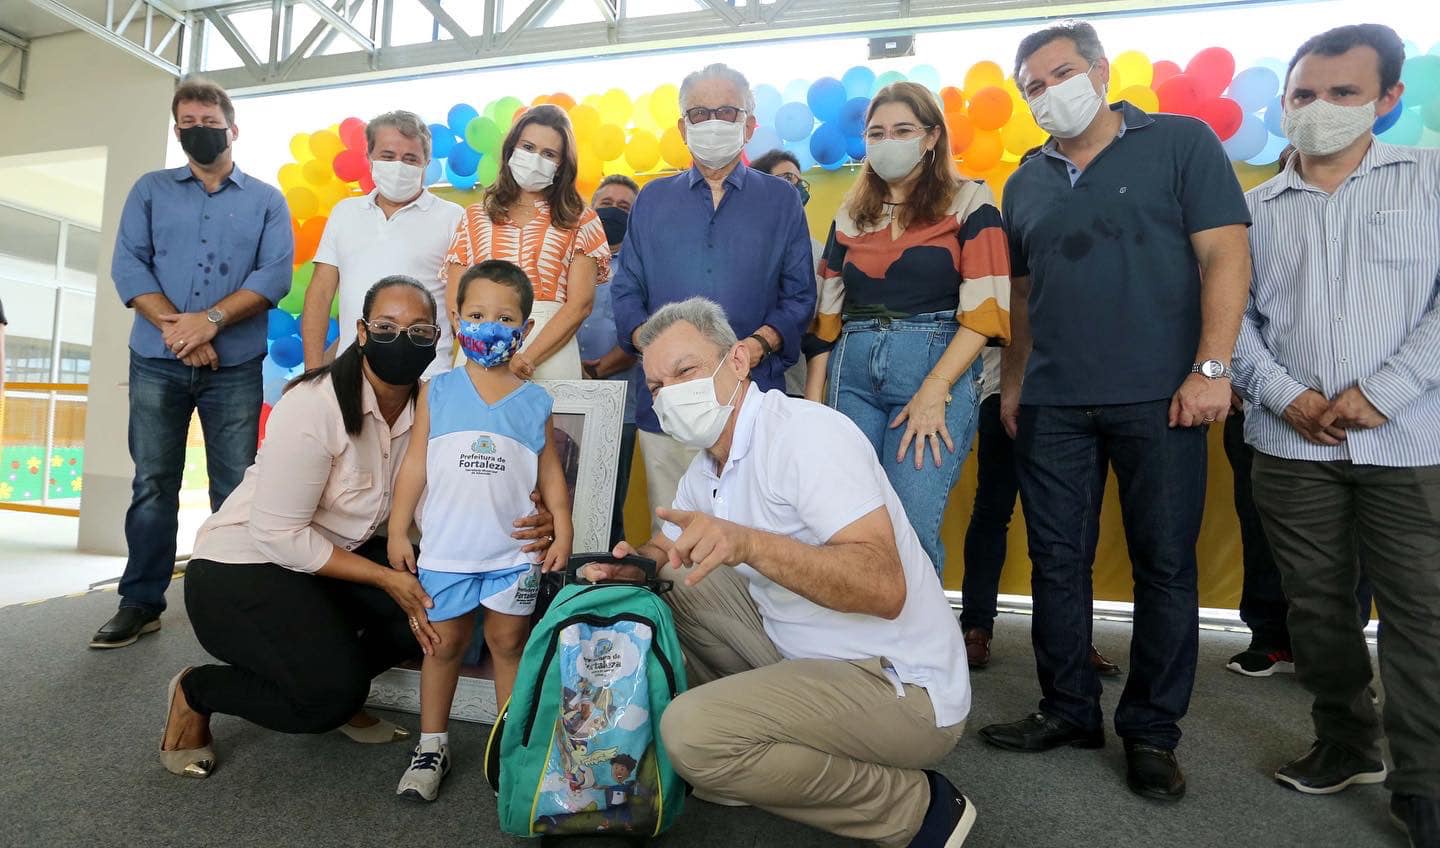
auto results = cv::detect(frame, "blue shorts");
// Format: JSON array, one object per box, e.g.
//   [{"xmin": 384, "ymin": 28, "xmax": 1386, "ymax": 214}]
[{"xmin": 417, "ymin": 564, "xmax": 541, "ymax": 622}]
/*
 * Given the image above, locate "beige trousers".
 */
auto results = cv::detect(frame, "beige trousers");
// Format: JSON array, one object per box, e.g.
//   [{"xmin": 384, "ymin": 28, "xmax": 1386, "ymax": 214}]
[
  {"xmin": 637, "ymin": 428, "xmax": 699, "ymax": 534},
  {"xmin": 657, "ymin": 564, "xmax": 965, "ymax": 846}
]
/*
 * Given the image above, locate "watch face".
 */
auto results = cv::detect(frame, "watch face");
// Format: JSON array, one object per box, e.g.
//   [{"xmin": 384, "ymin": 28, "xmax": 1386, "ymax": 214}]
[{"xmin": 1202, "ymin": 360, "xmax": 1225, "ymax": 378}]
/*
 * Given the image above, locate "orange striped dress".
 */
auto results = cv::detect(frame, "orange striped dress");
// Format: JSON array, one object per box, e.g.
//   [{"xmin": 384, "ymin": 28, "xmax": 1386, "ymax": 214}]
[{"xmin": 444, "ymin": 199, "xmax": 611, "ymax": 302}]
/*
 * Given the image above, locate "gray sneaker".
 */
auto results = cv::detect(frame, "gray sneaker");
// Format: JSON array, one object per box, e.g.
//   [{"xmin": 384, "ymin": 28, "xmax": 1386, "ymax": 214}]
[{"xmin": 396, "ymin": 738, "xmax": 450, "ymax": 802}]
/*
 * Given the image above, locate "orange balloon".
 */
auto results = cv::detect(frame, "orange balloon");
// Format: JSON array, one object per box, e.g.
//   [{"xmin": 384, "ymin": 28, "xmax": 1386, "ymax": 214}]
[
  {"xmin": 960, "ymin": 129, "xmax": 1003, "ymax": 173},
  {"xmin": 968, "ymin": 87, "xmax": 1013, "ymax": 131},
  {"xmin": 549, "ymin": 92, "xmax": 576, "ymax": 110},
  {"xmin": 940, "ymin": 86, "xmax": 965, "ymax": 113},
  {"xmin": 946, "ymin": 111, "xmax": 975, "ymax": 155},
  {"xmin": 294, "ymin": 216, "xmax": 327, "ymax": 264},
  {"xmin": 531, "ymin": 94, "xmax": 549, "ymax": 106}
]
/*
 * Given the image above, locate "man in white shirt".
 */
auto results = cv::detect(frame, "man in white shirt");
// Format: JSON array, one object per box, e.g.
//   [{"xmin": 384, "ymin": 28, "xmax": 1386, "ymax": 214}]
[
  {"xmin": 607, "ymin": 297, "xmax": 976, "ymax": 847},
  {"xmin": 302, "ymin": 111, "xmax": 464, "ymax": 378}
]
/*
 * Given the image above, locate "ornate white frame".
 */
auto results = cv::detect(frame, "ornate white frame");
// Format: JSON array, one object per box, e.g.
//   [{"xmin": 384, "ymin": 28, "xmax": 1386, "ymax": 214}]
[{"xmin": 367, "ymin": 379, "xmax": 627, "ymax": 723}]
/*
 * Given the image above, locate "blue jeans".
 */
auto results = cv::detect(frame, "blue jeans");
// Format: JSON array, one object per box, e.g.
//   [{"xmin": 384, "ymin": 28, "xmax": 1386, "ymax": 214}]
[
  {"xmin": 1014, "ymin": 401, "xmax": 1204, "ymax": 749},
  {"xmin": 119, "ymin": 351, "xmax": 262, "ymax": 613},
  {"xmin": 827, "ymin": 311, "xmax": 983, "ymax": 577}
]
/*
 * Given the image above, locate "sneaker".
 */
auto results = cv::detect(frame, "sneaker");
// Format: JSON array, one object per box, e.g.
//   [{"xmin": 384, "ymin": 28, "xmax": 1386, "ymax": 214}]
[
  {"xmin": 906, "ymin": 770, "xmax": 976, "ymax": 847},
  {"xmin": 89, "ymin": 607, "xmax": 161, "ymax": 649},
  {"xmin": 1391, "ymin": 793, "xmax": 1440, "ymax": 848},
  {"xmin": 963, "ymin": 628, "xmax": 991, "ymax": 670},
  {"xmin": 1274, "ymin": 740, "xmax": 1386, "ymax": 795},
  {"xmin": 396, "ymin": 738, "xmax": 451, "ymax": 802},
  {"xmin": 1226, "ymin": 647, "xmax": 1295, "ymax": 677}
]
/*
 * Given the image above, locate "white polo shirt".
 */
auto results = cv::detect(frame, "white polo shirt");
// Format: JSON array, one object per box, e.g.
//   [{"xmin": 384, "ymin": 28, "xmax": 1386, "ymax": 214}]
[
  {"xmin": 314, "ymin": 189, "xmax": 464, "ymax": 379},
  {"xmin": 661, "ymin": 384, "xmax": 971, "ymax": 727}
]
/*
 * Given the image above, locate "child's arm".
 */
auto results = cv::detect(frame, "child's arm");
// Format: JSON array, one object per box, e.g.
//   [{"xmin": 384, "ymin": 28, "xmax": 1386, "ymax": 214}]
[
  {"xmin": 386, "ymin": 383, "xmax": 431, "ymax": 572},
  {"xmin": 536, "ymin": 414, "xmax": 574, "ymax": 573}
]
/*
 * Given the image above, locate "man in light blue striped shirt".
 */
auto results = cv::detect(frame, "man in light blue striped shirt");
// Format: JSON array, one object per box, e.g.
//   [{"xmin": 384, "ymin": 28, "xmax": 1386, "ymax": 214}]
[{"xmin": 1232, "ymin": 24, "xmax": 1440, "ymax": 842}]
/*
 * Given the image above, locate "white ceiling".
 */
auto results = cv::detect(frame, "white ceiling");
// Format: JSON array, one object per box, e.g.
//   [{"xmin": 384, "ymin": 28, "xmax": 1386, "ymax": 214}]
[{"xmin": 0, "ymin": 0, "xmax": 238, "ymax": 40}]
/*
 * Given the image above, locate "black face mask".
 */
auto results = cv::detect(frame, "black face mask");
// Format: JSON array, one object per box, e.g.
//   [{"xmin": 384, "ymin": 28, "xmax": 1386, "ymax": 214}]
[
  {"xmin": 178, "ymin": 125, "xmax": 230, "ymax": 166},
  {"xmin": 361, "ymin": 334, "xmax": 436, "ymax": 386},
  {"xmin": 797, "ymin": 184, "xmax": 811, "ymax": 207}
]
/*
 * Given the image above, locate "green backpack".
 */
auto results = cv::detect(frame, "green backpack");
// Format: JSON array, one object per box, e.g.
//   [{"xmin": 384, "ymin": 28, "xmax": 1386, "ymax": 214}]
[{"xmin": 485, "ymin": 555, "xmax": 688, "ymax": 839}]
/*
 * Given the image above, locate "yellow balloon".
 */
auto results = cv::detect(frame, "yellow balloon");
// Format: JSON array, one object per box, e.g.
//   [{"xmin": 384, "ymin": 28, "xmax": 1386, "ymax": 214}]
[
  {"xmin": 278, "ymin": 163, "xmax": 305, "ymax": 192},
  {"xmin": 650, "ymin": 83, "xmax": 681, "ymax": 126},
  {"xmin": 1117, "ymin": 84, "xmax": 1160, "ymax": 113},
  {"xmin": 609, "ymin": 158, "xmax": 637, "ymax": 178},
  {"xmin": 1001, "ymin": 111, "xmax": 1045, "ymax": 156},
  {"xmin": 599, "ymin": 88, "xmax": 632, "ymax": 126},
  {"xmin": 592, "ymin": 123, "xmax": 625, "ymax": 162},
  {"xmin": 963, "ymin": 61, "xmax": 1005, "ymax": 101},
  {"xmin": 625, "ymin": 130, "xmax": 661, "ymax": 172},
  {"xmin": 289, "ymin": 133, "xmax": 313, "ymax": 161},
  {"xmin": 631, "ymin": 93, "xmax": 656, "ymax": 131},
  {"xmin": 577, "ymin": 149, "xmax": 603, "ymax": 185},
  {"xmin": 569, "ymin": 104, "xmax": 602, "ymax": 143},
  {"xmin": 659, "ymin": 126, "xmax": 691, "ymax": 170},
  {"xmin": 582, "ymin": 93, "xmax": 604, "ymax": 111},
  {"xmin": 1112, "ymin": 50, "xmax": 1153, "ymax": 89},
  {"xmin": 308, "ymin": 130, "xmax": 344, "ymax": 162},
  {"xmin": 285, "ymin": 186, "xmax": 318, "ymax": 220},
  {"xmin": 302, "ymin": 157, "xmax": 332, "ymax": 187}
]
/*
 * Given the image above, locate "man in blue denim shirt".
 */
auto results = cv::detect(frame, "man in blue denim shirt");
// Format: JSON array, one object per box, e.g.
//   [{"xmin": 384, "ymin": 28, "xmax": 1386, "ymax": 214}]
[{"xmin": 90, "ymin": 78, "xmax": 293, "ymax": 649}]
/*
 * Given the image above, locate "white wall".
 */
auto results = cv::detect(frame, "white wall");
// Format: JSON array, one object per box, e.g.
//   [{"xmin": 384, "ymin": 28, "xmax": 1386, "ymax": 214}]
[{"xmin": 0, "ymin": 30, "xmax": 174, "ymax": 554}]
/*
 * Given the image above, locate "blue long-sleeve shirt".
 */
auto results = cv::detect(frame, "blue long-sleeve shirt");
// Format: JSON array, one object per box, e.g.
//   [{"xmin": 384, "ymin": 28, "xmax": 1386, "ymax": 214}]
[
  {"xmin": 611, "ymin": 164, "xmax": 815, "ymax": 432},
  {"xmin": 113, "ymin": 164, "xmax": 294, "ymax": 367}
]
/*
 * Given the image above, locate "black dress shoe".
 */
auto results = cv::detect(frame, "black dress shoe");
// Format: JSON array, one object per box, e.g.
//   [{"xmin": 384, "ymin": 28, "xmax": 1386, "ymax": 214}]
[
  {"xmin": 1274, "ymin": 740, "xmax": 1387, "ymax": 795},
  {"xmin": 1391, "ymin": 793, "xmax": 1440, "ymax": 848},
  {"xmin": 1125, "ymin": 742, "xmax": 1186, "ymax": 801},
  {"xmin": 89, "ymin": 608, "xmax": 161, "ymax": 649},
  {"xmin": 979, "ymin": 712, "xmax": 1104, "ymax": 752}
]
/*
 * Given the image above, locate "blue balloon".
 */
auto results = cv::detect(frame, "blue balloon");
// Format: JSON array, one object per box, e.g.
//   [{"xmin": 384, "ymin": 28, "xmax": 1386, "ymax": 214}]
[
  {"xmin": 267, "ymin": 308, "xmax": 297, "ymax": 340},
  {"xmin": 754, "ymin": 84, "xmax": 783, "ymax": 124},
  {"xmin": 842, "ymin": 66, "xmax": 876, "ymax": 100},
  {"xmin": 446, "ymin": 160, "xmax": 479, "ymax": 190},
  {"xmin": 1222, "ymin": 114, "xmax": 1268, "ymax": 161},
  {"xmin": 745, "ymin": 125, "xmax": 783, "ymax": 161},
  {"xmin": 447, "ymin": 143, "xmax": 479, "ymax": 176},
  {"xmin": 1245, "ymin": 133, "xmax": 1289, "ymax": 168},
  {"xmin": 807, "ymin": 78, "xmax": 847, "ymax": 124},
  {"xmin": 908, "ymin": 64, "xmax": 941, "ymax": 92},
  {"xmin": 262, "ymin": 354, "xmax": 291, "ymax": 385},
  {"xmin": 784, "ymin": 139, "xmax": 816, "ymax": 172},
  {"xmin": 783, "ymin": 79, "xmax": 812, "ymax": 104},
  {"xmin": 429, "ymin": 124, "xmax": 457, "ymax": 158},
  {"xmin": 269, "ymin": 334, "xmax": 305, "ymax": 369},
  {"xmin": 423, "ymin": 158, "xmax": 443, "ymax": 187},
  {"xmin": 1227, "ymin": 66, "xmax": 1279, "ymax": 113},
  {"xmin": 774, "ymin": 101, "xmax": 815, "ymax": 142},
  {"xmin": 325, "ymin": 318, "xmax": 339, "ymax": 348},
  {"xmin": 1379, "ymin": 105, "xmax": 1423, "ymax": 146},
  {"xmin": 809, "ymin": 123, "xmax": 847, "ymax": 167},
  {"xmin": 1263, "ymin": 96, "xmax": 1285, "ymax": 138},
  {"xmin": 263, "ymin": 377, "xmax": 286, "ymax": 407},
  {"xmin": 447, "ymin": 104, "xmax": 479, "ymax": 137},
  {"xmin": 839, "ymin": 96, "xmax": 871, "ymax": 137},
  {"xmin": 1373, "ymin": 97, "xmax": 1403, "ymax": 134},
  {"xmin": 846, "ymin": 132, "xmax": 867, "ymax": 161}
]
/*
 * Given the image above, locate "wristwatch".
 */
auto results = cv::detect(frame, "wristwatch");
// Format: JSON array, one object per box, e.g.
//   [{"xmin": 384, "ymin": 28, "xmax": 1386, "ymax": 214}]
[
  {"xmin": 206, "ymin": 307, "xmax": 227, "ymax": 327},
  {"xmin": 747, "ymin": 333, "xmax": 774, "ymax": 360},
  {"xmin": 1191, "ymin": 359, "xmax": 1230, "ymax": 380}
]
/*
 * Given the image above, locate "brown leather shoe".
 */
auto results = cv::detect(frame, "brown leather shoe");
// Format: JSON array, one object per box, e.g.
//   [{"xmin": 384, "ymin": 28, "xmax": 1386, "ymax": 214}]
[
  {"xmin": 1090, "ymin": 645, "xmax": 1123, "ymax": 677},
  {"xmin": 964, "ymin": 628, "xmax": 992, "ymax": 669}
]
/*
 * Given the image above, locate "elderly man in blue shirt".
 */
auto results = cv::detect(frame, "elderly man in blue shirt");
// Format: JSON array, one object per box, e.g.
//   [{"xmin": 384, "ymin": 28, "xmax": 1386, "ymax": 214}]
[
  {"xmin": 90, "ymin": 78, "xmax": 293, "ymax": 649},
  {"xmin": 611, "ymin": 62, "xmax": 815, "ymax": 535}
]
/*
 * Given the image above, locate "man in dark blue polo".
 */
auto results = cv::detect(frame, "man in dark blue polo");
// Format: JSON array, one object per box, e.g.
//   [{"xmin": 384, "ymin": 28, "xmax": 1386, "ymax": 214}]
[
  {"xmin": 90, "ymin": 78, "xmax": 293, "ymax": 649},
  {"xmin": 979, "ymin": 20, "xmax": 1252, "ymax": 800},
  {"xmin": 611, "ymin": 62, "xmax": 814, "ymax": 534}
]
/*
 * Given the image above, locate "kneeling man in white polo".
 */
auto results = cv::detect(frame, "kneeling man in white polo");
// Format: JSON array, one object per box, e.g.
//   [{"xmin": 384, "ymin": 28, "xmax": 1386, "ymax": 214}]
[{"xmin": 610, "ymin": 296, "xmax": 976, "ymax": 847}]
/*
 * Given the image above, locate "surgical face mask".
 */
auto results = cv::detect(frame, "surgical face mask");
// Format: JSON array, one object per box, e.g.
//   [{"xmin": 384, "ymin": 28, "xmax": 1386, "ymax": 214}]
[
  {"xmin": 653, "ymin": 358, "xmax": 741, "ymax": 450},
  {"xmin": 178, "ymin": 125, "xmax": 230, "ymax": 166},
  {"xmin": 508, "ymin": 147, "xmax": 558, "ymax": 192},
  {"xmin": 865, "ymin": 137, "xmax": 926, "ymax": 182},
  {"xmin": 370, "ymin": 160, "xmax": 424, "ymax": 203},
  {"xmin": 457, "ymin": 320, "xmax": 524, "ymax": 368},
  {"xmin": 360, "ymin": 333, "xmax": 435, "ymax": 386},
  {"xmin": 1281, "ymin": 99, "xmax": 1377, "ymax": 157},
  {"xmin": 685, "ymin": 119, "xmax": 746, "ymax": 170},
  {"xmin": 1027, "ymin": 67, "xmax": 1105, "ymax": 139}
]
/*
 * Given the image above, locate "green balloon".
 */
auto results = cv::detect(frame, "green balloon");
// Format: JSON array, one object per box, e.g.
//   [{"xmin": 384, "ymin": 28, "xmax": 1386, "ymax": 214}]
[
  {"xmin": 277, "ymin": 261, "xmax": 314, "ymax": 314},
  {"xmin": 477, "ymin": 155, "xmax": 501, "ymax": 188},
  {"xmin": 1423, "ymin": 98, "xmax": 1440, "ymax": 134},
  {"xmin": 465, "ymin": 117, "xmax": 502, "ymax": 156},
  {"xmin": 330, "ymin": 292, "xmax": 340, "ymax": 319},
  {"xmin": 494, "ymin": 96, "xmax": 525, "ymax": 127},
  {"xmin": 1401, "ymin": 56, "xmax": 1440, "ymax": 105},
  {"xmin": 874, "ymin": 70, "xmax": 908, "ymax": 91}
]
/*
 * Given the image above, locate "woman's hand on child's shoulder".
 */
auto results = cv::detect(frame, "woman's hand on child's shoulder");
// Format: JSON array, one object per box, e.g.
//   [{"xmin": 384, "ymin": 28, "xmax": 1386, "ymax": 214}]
[{"xmin": 387, "ymin": 535, "xmax": 418, "ymax": 573}]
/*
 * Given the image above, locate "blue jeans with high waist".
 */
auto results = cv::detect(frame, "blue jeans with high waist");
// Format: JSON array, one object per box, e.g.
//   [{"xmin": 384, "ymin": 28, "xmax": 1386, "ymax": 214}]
[
  {"xmin": 1014, "ymin": 400, "xmax": 1205, "ymax": 749},
  {"xmin": 119, "ymin": 351, "xmax": 262, "ymax": 613},
  {"xmin": 826, "ymin": 311, "xmax": 983, "ymax": 577}
]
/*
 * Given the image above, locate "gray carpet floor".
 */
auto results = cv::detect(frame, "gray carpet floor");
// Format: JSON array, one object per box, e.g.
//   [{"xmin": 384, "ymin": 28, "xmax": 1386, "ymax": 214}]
[{"xmin": 0, "ymin": 584, "xmax": 1400, "ymax": 848}]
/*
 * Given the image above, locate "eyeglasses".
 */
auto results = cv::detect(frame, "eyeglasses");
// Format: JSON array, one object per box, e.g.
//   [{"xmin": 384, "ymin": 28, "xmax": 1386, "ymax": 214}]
[
  {"xmin": 684, "ymin": 105, "xmax": 748, "ymax": 124},
  {"xmin": 363, "ymin": 319, "xmax": 441, "ymax": 346},
  {"xmin": 864, "ymin": 124, "xmax": 934, "ymax": 143},
  {"xmin": 776, "ymin": 173, "xmax": 811, "ymax": 193}
]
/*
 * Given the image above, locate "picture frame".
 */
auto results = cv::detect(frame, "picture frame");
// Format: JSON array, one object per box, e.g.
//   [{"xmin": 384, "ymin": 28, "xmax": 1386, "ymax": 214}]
[{"xmin": 367, "ymin": 379, "xmax": 628, "ymax": 723}]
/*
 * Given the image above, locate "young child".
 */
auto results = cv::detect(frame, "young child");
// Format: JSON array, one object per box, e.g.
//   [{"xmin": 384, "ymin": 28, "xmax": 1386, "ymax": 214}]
[{"xmin": 388, "ymin": 259, "xmax": 573, "ymax": 802}]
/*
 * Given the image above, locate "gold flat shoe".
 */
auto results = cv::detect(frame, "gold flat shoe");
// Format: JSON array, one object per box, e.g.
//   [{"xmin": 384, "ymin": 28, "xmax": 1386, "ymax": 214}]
[
  {"xmin": 338, "ymin": 715, "xmax": 413, "ymax": 744},
  {"xmin": 160, "ymin": 669, "xmax": 215, "ymax": 778}
]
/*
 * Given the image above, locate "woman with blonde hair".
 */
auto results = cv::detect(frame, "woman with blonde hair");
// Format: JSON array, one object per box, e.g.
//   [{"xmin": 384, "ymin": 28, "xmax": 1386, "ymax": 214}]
[
  {"xmin": 443, "ymin": 104, "xmax": 610, "ymax": 380},
  {"xmin": 807, "ymin": 81, "xmax": 1012, "ymax": 578}
]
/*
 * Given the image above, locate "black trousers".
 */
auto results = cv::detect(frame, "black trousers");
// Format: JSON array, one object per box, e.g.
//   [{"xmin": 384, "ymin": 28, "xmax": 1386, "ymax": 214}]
[
  {"xmin": 960, "ymin": 394, "xmax": 1019, "ymax": 633},
  {"xmin": 181, "ymin": 538, "xmax": 422, "ymax": 734}
]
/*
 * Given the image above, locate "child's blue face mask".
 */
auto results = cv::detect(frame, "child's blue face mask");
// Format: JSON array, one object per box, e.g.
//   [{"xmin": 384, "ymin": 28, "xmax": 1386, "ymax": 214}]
[{"xmin": 457, "ymin": 320, "xmax": 524, "ymax": 367}]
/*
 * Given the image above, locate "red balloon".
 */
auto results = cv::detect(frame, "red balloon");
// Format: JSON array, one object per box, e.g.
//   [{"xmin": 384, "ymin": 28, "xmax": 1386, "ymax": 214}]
[
  {"xmin": 1186, "ymin": 47, "xmax": 1236, "ymax": 99},
  {"xmin": 333, "ymin": 149, "xmax": 370, "ymax": 182},
  {"xmin": 1151, "ymin": 60, "xmax": 1182, "ymax": 90},
  {"xmin": 258, "ymin": 403, "xmax": 272, "ymax": 448},
  {"xmin": 1155, "ymin": 74, "xmax": 1203, "ymax": 116},
  {"xmin": 339, "ymin": 116, "xmax": 367, "ymax": 151},
  {"xmin": 359, "ymin": 171, "xmax": 376, "ymax": 194},
  {"xmin": 1195, "ymin": 97, "xmax": 1244, "ymax": 140}
]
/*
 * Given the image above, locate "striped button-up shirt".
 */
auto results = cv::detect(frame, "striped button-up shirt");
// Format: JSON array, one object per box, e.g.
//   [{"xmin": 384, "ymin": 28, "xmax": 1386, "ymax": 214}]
[{"xmin": 1233, "ymin": 140, "xmax": 1440, "ymax": 467}]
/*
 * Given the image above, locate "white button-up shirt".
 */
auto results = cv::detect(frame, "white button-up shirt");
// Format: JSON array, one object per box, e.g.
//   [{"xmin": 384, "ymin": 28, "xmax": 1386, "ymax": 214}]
[
  {"xmin": 661, "ymin": 384, "xmax": 972, "ymax": 727},
  {"xmin": 1234, "ymin": 140, "xmax": 1440, "ymax": 467},
  {"xmin": 314, "ymin": 188, "xmax": 464, "ymax": 378}
]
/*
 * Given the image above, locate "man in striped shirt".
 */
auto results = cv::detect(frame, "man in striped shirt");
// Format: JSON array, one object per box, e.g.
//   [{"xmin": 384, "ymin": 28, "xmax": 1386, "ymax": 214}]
[{"xmin": 1233, "ymin": 24, "xmax": 1440, "ymax": 845}]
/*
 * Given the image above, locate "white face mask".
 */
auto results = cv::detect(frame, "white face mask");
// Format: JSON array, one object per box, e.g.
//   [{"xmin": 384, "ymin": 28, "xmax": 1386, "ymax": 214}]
[
  {"xmin": 653, "ymin": 357, "xmax": 741, "ymax": 450},
  {"xmin": 1027, "ymin": 67, "xmax": 1105, "ymax": 139},
  {"xmin": 866, "ymin": 136, "xmax": 927, "ymax": 182},
  {"xmin": 508, "ymin": 147, "xmax": 559, "ymax": 191},
  {"xmin": 369, "ymin": 160, "xmax": 425, "ymax": 203},
  {"xmin": 685, "ymin": 119, "xmax": 746, "ymax": 170},
  {"xmin": 1281, "ymin": 99, "xmax": 1376, "ymax": 157}
]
